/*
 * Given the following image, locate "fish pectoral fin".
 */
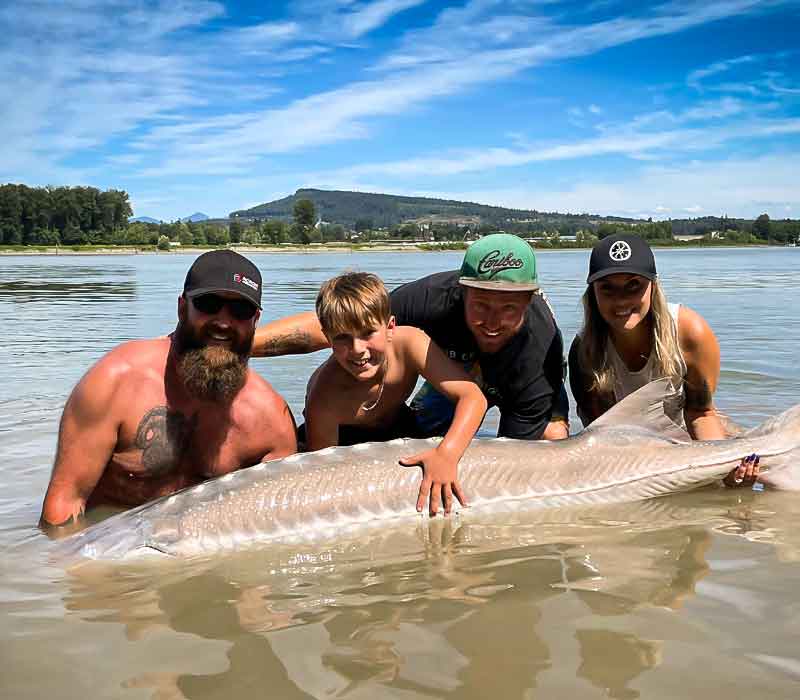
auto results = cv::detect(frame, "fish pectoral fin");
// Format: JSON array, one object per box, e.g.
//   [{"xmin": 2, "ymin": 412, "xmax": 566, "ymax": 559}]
[{"xmin": 589, "ymin": 378, "xmax": 692, "ymax": 443}]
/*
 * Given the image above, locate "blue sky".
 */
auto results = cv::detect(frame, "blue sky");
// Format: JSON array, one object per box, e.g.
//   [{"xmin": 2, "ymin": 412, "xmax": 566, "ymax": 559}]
[{"xmin": 1, "ymin": 1, "xmax": 798, "ymax": 221}]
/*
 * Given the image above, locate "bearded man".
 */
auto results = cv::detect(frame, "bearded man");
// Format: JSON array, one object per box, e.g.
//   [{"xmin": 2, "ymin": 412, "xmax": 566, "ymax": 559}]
[{"xmin": 40, "ymin": 250, "xmax": 297, "ymax": 531}]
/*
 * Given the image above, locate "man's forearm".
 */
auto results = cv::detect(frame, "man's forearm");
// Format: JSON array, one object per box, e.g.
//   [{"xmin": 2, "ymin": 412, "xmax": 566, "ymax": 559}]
[
  {"xmin": 252, "ymin": 312, "xmax": 329, "ymax": 357},
  {"xmin": 40, "ymin": 489, "xmax": 86, "ymax": 535},
  {"xmin": 438, "ymin": 393, "xmax": 488, "ymax": 460},
  {"xmin": 542, "ymin": 419, "xmax": 569, "ymax": 440}
]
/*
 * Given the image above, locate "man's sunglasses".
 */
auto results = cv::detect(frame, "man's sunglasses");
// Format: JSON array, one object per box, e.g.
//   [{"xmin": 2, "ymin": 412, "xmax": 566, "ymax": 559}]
[{"xmin": 190, "ymin": 294, "xmax": 258, "ymax": 321}]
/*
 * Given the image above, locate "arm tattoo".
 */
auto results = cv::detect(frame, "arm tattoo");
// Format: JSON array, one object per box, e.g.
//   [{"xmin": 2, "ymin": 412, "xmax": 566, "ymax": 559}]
[
  {"xmin": 262, "ymin": 329, "xmax": 315, "ymax": 356},
  {"xmin": 134, "ymin": 406, "xmax": 198, "ymax": 476},
  {"xmin": 684, "ymin": 378, "xmax": 713, "ymax": 411}
]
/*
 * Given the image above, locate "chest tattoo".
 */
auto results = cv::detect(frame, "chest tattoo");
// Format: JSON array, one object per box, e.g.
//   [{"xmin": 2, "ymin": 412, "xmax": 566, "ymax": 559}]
[{"xmin": 134, "ymin": 406, "xmax": 198, "ymax": 476}]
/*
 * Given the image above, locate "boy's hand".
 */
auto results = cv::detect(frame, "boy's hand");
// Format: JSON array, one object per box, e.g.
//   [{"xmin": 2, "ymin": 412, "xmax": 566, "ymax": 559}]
[{"xmin": 399, "ymin": 448, "xmax": 467, "ymax": 516}]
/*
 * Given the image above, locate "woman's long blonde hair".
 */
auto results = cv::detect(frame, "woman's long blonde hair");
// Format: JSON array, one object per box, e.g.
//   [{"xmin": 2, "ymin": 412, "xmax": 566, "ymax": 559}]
[{"xmin": 578, "ymin": 278, "xmax": 683, "ymax": 397}]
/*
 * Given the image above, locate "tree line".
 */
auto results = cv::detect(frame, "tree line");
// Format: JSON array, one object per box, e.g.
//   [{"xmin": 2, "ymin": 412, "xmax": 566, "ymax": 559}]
[
  {"xmin": 2, "ymin": 184, "xmax": 798, "ymax": 248},
  {"xmin": 0, "ymin": 184, "xmax": 132, "ymax": 245}
]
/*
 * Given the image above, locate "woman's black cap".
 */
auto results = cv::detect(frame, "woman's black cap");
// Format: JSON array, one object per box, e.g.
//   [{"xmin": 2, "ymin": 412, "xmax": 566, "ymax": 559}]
[{"xmin": 587, "ymin": 234, "xmax": 657, "ymax": 284}]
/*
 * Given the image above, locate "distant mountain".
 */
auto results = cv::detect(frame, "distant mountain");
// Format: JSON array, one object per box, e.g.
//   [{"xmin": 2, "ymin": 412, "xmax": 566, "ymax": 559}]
[
  {"xmin": 130, "ymin": 216, "xmax": 160, "ymax": 224},
  {"xmin": 181, "ymin": 212, "xmax": 209, "ymax": 223},
  {"xmin": 229, "ymin": 188, "xmax": 635, "ymax": 229}
]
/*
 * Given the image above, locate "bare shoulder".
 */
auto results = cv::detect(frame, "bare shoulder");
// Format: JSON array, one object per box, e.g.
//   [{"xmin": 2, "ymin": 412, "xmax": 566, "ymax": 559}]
[
  {"xmin": 234, "ymin": 370, "xmax": 297, "ymax": 457},
  {"xmin": 393, "ymin": 325, "xmax": 430, "ymax": 347},
  {"xmin": 306, "ymin": 357, "xmax": 349, "ymax": 399},
  {"xmin": 304, "ymin": 358, "xmax": 354, "ymax": 421},
  {"xmin": 390, "ymin": 326, "xmax": 434, "ymax": 375},
  {"xmin": 677, "ymin": 306, "xmax": 718, "ymax": 354},
  {"xmin": 240, "ymin": 369, "xmax": 292, "ymax": 417},
  {"xmin": 392, "ymin": 325, "xmax": 431, "ymax": 359},
  {"xmin": 80, "ymin": 338, "xmax": 168, "ymax": 391}
]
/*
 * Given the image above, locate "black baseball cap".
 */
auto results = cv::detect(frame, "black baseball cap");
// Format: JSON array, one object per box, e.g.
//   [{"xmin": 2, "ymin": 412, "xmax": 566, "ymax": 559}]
[
  {"xmin": 587, "ymin": 234, "xmax": 657, "ymax": 284},
  {"xmin": 183, "ymin": 249, "xmax": 262, "ymax": 308}
]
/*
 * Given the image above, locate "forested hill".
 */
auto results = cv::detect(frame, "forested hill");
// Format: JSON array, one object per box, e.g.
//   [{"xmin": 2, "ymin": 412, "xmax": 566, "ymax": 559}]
[
  {"xmin": 2, "ymin": 182, "xmax": 798, "ymax": 246},
  {"xmin": 229, "ymin": 188, "xmax": 636, "ymax": 229}
]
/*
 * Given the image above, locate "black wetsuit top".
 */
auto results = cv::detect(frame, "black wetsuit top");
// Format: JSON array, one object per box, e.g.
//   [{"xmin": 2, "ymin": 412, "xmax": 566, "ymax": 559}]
[{"xmin": 390, "ymin": 270, "xmax": 567, "ymax": 440}]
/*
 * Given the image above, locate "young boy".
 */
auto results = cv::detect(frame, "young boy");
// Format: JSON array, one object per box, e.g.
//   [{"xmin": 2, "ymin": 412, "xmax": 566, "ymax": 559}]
[{"xmin": 304, "ymin": 272, "xmax": 488, "ymax": 516}]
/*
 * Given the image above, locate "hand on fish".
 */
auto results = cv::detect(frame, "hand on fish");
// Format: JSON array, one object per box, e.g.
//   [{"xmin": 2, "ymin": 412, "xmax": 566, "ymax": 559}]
[
  {"xmin": 723, "ymin": 454, "xmax": 760, "ymax": 488},
  {"xmin": 399, "ymin": 447, "xmax": 466, "ymax": 516}
]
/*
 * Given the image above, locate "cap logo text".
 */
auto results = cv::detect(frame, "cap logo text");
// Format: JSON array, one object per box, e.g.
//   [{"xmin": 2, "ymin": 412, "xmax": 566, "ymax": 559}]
[
  {"xmin": 233, "ymin": 273, "xmax": 259, "ymax": 291},
  {"xmin": 477, "ymin": 250, "xmax": 524, "ymax": 278},
  {"xmin": 609, "ymin": 241, "xmax": 632, "ymax": 262}
]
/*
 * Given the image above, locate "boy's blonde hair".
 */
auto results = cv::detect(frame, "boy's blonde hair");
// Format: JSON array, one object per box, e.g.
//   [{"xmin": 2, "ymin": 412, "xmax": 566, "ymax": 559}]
[
  {"xmin": 578, "ymin": 279, "xmax": 683, "ymax": 397},
  {"xmin": 316, "ymin": 272, "xmax": 391, "ymax": 337}
]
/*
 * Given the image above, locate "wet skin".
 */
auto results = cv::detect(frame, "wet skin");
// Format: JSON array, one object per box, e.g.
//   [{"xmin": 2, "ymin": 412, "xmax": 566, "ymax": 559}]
[
  {"xmin": 328, "ymin": 316, "xmax": 395, "ymax": 382},
  {"xmin": 462, "ymin": 287, "xmax": 533, "ymax": 354},
  {"xmin": 40, "ymin": 293, "xmax": 297, "ymax": 529},
  {"xmin": 589, "ymin": 273, "xmax": 758, "ymax": 486},
  {"xmin": 593, "ymin": 274, "xmax": 652, "ymax": 336}
]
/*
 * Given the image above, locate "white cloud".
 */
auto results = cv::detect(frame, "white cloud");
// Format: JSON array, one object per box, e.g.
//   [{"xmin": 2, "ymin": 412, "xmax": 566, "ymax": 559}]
[
  {"xmin": 110, "ymin": 0, "xmax": 799, "ymax": 179},
  {"xmin": 428, "ymin": 153, "xmax": 800, "ymax": 219},
  {"xmin": 236, "ymin": 21, "xmax": 300, "ymax": 44},
  {"xmin": 687, "ymin": 54, "xmax": 758, "ymax": 89},
  {"xmin": 2, "ymin": 0, "xmax": 798, "ymax": 221},
  {"xmin": 305, "ymin": 114, "xmax": 800, "ymax": 181},
  {"xmin": 127, "ymin": 148, "xmax": 799, "ymax": 221},
  {"xmin": 341, "ymin": 0, "xmax": 426, "ymax": 38}
]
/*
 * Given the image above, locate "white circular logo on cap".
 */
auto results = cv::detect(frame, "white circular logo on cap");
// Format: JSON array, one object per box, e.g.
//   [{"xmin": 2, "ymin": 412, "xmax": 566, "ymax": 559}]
[{"xmin": 609, "ymin": 241, "xmax": 632, "ymax": 261}]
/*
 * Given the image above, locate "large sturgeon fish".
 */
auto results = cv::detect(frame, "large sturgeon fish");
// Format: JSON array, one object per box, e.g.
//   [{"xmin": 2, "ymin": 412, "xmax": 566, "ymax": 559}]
[{"xmin": 55, "ymin": 380, "xmax": 800, "ymax": 560}]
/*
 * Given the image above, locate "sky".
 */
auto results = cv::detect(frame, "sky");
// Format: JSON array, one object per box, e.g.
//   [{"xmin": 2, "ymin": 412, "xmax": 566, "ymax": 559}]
[{"xmin": 1, "ymin": 0, "xmax": 798, "ymax": 222}]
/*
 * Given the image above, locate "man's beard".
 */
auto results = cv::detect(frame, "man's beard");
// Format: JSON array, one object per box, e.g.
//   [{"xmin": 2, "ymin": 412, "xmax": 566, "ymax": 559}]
[{"xmin": 174, "ymin": 318, "xmax": 254, "ymax": 403}]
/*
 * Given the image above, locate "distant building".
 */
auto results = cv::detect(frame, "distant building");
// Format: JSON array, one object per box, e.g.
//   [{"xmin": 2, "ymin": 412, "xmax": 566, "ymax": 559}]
[{"xmin": 525, "ymin": 234, "xmax": 578, "ymax": 244}]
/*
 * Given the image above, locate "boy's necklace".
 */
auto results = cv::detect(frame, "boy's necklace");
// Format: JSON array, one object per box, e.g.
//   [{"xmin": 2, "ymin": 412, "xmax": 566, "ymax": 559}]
[{"xmin": 361, "ymin": 358, "xmax": 388, "ymax": 412}]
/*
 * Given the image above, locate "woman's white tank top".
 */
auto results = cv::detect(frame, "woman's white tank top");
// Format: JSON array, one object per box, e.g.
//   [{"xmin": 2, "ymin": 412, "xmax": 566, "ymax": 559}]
[{"xmin": 606, "ymin": 302, "xmax": 687, "ymax": 426}]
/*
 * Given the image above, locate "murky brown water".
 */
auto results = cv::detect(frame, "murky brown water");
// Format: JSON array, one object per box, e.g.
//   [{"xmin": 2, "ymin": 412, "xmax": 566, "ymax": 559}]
[{"xmin": 2, "ymin": 248, "xmax": 800, "ymax": 699}]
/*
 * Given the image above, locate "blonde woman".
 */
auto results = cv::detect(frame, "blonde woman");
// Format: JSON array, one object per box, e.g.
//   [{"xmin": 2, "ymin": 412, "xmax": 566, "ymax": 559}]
[{"xmin": 568, "ymin": 234, "xmax": 757, "ymax": 487}]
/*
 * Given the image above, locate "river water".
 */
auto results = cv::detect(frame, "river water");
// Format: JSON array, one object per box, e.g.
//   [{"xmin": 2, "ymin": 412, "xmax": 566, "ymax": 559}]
[{"xmin": 2, "ymin": 247, "xmax": 799, "ymax": 699}]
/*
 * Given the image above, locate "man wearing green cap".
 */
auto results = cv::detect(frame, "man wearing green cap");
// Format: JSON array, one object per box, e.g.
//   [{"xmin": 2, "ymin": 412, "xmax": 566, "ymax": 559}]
[{"xmin": 252, "ymin": 233, "xmax": 568, "ymax": 442}]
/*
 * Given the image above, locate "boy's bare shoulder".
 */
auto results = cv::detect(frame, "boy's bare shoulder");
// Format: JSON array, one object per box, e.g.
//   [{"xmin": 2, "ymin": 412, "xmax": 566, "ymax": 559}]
[
  {"xmin": 306, "ymin": 357, "xmax": 352, "ymax": 399},
  {"xmin": 392, "ymin": 325, "xmax": 430, "ymax": 349}
]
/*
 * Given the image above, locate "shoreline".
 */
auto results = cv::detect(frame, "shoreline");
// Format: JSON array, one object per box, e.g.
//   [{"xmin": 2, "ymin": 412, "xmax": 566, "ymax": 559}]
[
  {"xmin": 0, "ymin": 242, "xmax": 784, "ymax": 256},
  {"xmin": 0, "ymin": 244, "xmax": 454, "ymax": 256}
]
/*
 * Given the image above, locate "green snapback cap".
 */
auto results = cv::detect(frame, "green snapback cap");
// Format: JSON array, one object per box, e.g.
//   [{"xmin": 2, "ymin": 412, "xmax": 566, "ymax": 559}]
[{"xmin": 459, "ymin": 233, "xmax": 539, "ymax": 291}]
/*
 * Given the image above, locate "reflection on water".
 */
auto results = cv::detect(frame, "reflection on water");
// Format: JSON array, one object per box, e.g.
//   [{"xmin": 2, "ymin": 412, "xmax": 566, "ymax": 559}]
[
  {"xmin": 46, "ymin": 494, "xmax": 800, "ymax": 699},
  {"xmin": 576, "ymin": 630, "xmax": 661, "ymax": 700},
  {"xmin": 0, "ymin": 279, "xmax": 136, "ymax": 303},
  {"xmin": 0, "ymin": 263, "xmax": 137, "ymax": 303},
  {"xmin": 2, "ymin": 249, "xmax": 800, "ymax": 699}
]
